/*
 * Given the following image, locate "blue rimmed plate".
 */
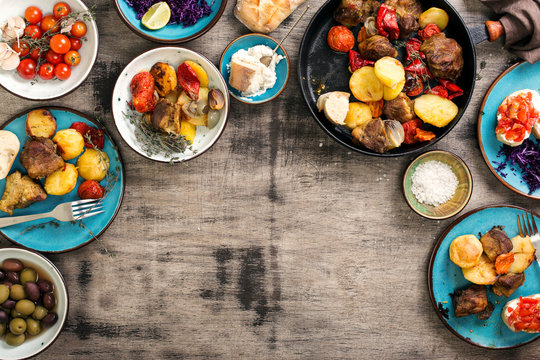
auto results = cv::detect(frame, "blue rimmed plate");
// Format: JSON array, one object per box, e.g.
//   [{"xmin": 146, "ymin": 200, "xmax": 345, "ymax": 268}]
[
  {"xmin": 478, "ymin": 61, "xmax": 540, "ymax": 199},
  {"xmin": 429, "ymin": 205, "xmax": 540, "ymax": 349},
  {"xmin": 219, "ymin": 33, "xmax": 290, "ymax": 104},
  {"xmin": 114, "ymin": 0, "xmax": 227, "ymax": 43},
  {"xmin": 0, "ymin": 107, "xmax": 125, "ymax": 253}
]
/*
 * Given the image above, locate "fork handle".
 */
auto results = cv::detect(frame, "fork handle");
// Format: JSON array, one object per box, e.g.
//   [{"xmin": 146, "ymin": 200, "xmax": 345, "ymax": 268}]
[{"xmin": 0, "ymin": 212, "xmax": 53, "ymax": 228}]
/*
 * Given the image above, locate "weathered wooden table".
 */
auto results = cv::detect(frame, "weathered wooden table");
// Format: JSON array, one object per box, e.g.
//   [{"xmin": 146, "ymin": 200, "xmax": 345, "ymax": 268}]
[{"xmin": 1, "ymin": 0, "xmax": 538, "ymax": 358}]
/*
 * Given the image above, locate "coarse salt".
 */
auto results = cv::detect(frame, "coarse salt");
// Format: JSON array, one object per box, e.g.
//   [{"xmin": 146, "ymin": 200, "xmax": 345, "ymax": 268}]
[{"xmin": 411, "ymin": 161, "xmax": 458, "ymax": 206}]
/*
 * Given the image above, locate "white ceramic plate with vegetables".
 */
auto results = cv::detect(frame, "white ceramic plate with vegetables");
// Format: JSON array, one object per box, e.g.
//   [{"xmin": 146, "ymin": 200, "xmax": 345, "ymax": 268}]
[{"xmin": 112, "ymin": 47, "xmax": 230, "ymax": 163}]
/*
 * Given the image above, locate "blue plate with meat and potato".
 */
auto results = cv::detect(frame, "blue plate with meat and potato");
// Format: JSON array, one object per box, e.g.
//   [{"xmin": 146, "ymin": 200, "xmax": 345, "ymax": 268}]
[{"xmin": 429, "ymin": 205, "xmax": 540, "ymax": 349}]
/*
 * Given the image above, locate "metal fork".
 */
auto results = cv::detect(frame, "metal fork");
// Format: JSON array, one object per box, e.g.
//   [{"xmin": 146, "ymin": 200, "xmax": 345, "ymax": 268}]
[
  {"xmin": 0, "ymin": 199, "xmax": 104, "ymax": 229},
  {"xmin": 517, "ymin": 210, "xmax": 540, "ymax": 266}
]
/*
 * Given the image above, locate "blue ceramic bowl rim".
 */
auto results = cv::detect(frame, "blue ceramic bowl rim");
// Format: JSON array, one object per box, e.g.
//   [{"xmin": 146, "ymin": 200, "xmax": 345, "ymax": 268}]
[
  {"xmin": 402, "ymin": 150, "xmax": 473, "ymax": 220},
  {"xmin": 427, "ymin": 204, "xmax": 540, "ymax": 349},
  {"xmin": 113, "ymin": 0, "xmax": 228, "ymax": 44},
  {"xmin": 0, "ymin": 106, "xmax": 126, "ymax": 253},
  {"xmin": 219, "ymin": 33, "xmax": 290, "ymax": 105}
]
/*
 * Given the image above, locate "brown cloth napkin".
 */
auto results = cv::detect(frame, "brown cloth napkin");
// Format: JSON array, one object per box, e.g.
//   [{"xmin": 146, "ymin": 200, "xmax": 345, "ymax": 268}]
[{"xmin": 480, "ymin": 0, "xmax": 540, "ymax": 63}]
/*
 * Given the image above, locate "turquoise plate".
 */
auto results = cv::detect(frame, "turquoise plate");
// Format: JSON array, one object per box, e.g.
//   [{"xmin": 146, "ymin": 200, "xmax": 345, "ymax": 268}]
[
  {"xmin": 114, "ymin": 0, "xmax": 227, "ymax": 43},
  {"xmin": 429, "ymin": 205, "xmax": 540, "ymax": 349},
  {"xmin": 0, "ymin": 107, "xmax": 125, "ymax": 253},
  {"xmin": 478, "ymin": 61, "xmax": 540, "ymax": 199},
  {"xmin": 219, "ymin": 33, "xmax": 290, "ymax": 104}
]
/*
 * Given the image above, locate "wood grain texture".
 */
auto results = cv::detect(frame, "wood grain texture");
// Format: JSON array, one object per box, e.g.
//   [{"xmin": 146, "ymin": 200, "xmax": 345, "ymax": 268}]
[{"xmin": 0, "ymin": 0, "xmax": 539, "ymax": 358}]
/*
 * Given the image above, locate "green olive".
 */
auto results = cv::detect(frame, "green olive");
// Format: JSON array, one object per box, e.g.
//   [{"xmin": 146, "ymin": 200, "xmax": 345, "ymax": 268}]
[
  {"xmin": 9, "ymin": 317, "xmax": 26, "ymax": 335},
  {"xmin": 15, "ymin": 299, "xmax": 35, "ymax": 316},
  {"xmin": 32, "ymin": 305, "xmax": 48, "ymax": 321},
  {"xmin": 9, "ymin": 284, "xmax": 26, "ymax": 301},
  {"xmin": 0, "ymin": 323, "xmax": 6, "ymax": 336},
  {"xmin": 0, "ymin": 284, "xmax": 9, "ymax": 304},
  {"xmin": 19, "ymin": 268, "xmax": 37, "ymax": 285},
  {"xmin": 11, "ymin": 309, "xmax": 26, "ymax": 319},
  {"xmin": 5, "ymin": 332, "xmax": 25, "ymax": 346},
  {"xmin": 26, "ymin": 318, "xmax": 41, "ymax": 336}
]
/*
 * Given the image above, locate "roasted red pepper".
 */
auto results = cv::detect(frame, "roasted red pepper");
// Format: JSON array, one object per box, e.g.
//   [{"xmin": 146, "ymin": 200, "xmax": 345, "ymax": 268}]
[
  {"xmin": 438, "ymin": 78, "xmax": 464, "ymax": 100},
  {"xmin": 415, "ymin": 128, "xmax": 436, "ymax": 142},
  {"xmin": 376, "ymin": 5, "xmax": 400, "ymax": 40},
  {"xmin": 348, "ymin": 50, "xmax": 374, "ymax": 72},
  {"xmin": 428, "ymin": 85, "xmax": 449, "ymax": 98},
  {"xmin": 70, "ymin": 122, "xmax": 105, "ymax": 149},
  {"xmin": 418, "ymin": 23, "xmax": 441, "ymax": 40},
  {"xmin": 130, "ymin": 71, "xmax": 156, "ymax": 113},
  {"xmin": 405, "ymin": 73, "xmax": 424, "ymax": 97},
  {"xmin": 405, "ymin": 38, "xmax": 425, "ymax": 62},
  {"xmin": 78, "ymin": 180, "xmax": 105, "ymax": 199},
  {"xmin": 402, "ymin": 118, "xmax": 423, "ymax": 144},
  {"xmin": 177, "ymin": 62, "xmax": 200, "ymax": 100},
  {"xmin": 404, "ymin": 59, "xmax": 432, "ymax": 79}
]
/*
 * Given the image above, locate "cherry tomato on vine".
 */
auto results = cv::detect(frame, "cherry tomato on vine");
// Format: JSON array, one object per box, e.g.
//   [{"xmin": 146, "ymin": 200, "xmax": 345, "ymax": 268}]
[
  {"xmin": 45, "ymin": 50, "xmax": 63, "ymax": 65},
  {"xmin": 69, "ymin": 37, "xmax": 82, "ymax": 51},
  {"xmin": 12, "ymin": 41, "xmax": 30, "ymax": 56},
  {"xmin": 24, "ymin": 6, "xmax": 43, "ymax": 24},
  {"xmin": 40, "ymin": 15, "xmax": 60, "ymax": 33},
  {"xmin": 54, "ymin": 63, "xmax": 71, "ymax": 80},
  {"xmin": 17, "ymin": 58, "xmax": 37, "ymax": 80},
  {"xmin": 49, "ymin": 34, "xmax": 70, "ymax": 54},
  {"xmin": 38, "ymin": 63, "xmax": 55, "ymax": 80},
  {"xmin": 24, "ymin": 25, "xmax": 42, "ymax": 39},
  {"xmin": 70, "ymin": 21, "xmax": 87, "ymax": 38},
  {"xmin": 64, "ymin": 50, "xmax": 81, "ymax": 66},
  {"xmin": 53, "ymin": 2, "xmax": 71, "ymax": 19},
  {"xmin": 30, "ymin": 48, "xmax": 43, "ymax": 61}
]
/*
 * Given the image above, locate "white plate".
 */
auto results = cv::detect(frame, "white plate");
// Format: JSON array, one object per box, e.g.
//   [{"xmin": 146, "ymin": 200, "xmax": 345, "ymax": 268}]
[
  {"xmin": 112, "ymin": 47, "xmax": 230, "ymax": 163},
  {"xmin": 0, "ymin": 248, "xmax": 68, "ymax": 360},
  {"xmin": 0, "ymin": 0, "xmax": 98, "ymax": 100}
]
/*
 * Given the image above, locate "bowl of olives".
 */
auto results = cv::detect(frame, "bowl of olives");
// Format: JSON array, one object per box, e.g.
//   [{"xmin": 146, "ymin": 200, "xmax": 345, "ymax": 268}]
[{"xmin": 0, "ymin": 248, "xmax": 68, "ymax": 359}]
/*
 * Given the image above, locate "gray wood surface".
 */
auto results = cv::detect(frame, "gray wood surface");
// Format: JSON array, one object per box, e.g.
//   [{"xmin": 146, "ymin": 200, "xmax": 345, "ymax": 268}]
[{"xmin": 1, "ymin": 0, "xmax": 539, "ymax": 358}]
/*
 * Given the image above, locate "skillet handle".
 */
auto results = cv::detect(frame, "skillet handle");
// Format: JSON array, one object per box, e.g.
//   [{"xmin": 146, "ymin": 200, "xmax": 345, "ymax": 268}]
[{"xmin": 469, "ymin": 21, "xmax": 505, "ymax": 45}]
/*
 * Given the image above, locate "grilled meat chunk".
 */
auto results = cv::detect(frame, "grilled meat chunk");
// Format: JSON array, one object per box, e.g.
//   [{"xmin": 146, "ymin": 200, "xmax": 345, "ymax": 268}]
[
  {"xmin": 352, "ymin": 118, "xmax": 388, "ymax": 153},
  {"xmin": 0, "ymin": 171, "xmax": 47, "ymax": 215},
  {"xmin": 334, "ymin": 0, "xmax": 379, "ymax": 27},
  {"xmin": 477, "ymin": 302, "xmax": 495, "ymax": 320},
  {"xmin": 20, "ymin": 138, "xmax": 64, "ymax": 179},
  {"xmin": 420, "ymin": 33, "xmax": 464, "ymax": 81},
  {"xmin": 480, "ymin": 226, "xmax": 513, "ymax": 262},
  {"xmin": 384, "ymin": 0, "xmax": 422, "ymax": 18},
  {"xmin": 492, "ymin": 273, "xmax": 525, "ymax": 297},
  {"xmin": 451, "ymin": 285, "xmax": 488, "ymax": 317},
  {"xmin": 383, "ymin": 93, "xmax": 415, "ymax": 123},
  {"xmin": 358, "ymin": 35, "xmax": 398, "ymax": 61},
  {"xmin": 397, "ymin": 14, "xmax": 419, "ymax": 38}
]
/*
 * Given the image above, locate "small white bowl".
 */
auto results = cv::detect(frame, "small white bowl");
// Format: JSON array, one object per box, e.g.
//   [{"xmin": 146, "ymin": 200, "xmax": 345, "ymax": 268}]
[
  {"xmin": 0, "ymin": 0, "xmax": 98, "ymax": 100},
  {"xmin": 111, "ymin": 46, "xmax": 230, "ymax": 163},
  {"xmin": 0, "ymin": 247, "xmax": 69, "ymax": 360}
]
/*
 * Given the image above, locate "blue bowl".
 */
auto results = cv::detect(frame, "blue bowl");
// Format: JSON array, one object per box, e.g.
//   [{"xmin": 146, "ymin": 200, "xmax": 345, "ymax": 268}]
[
  {"xmin": 219, "ymin": 33, "xmax": 290, "ymax": 104},
  {"xmin": 114, "ymin": 0, "xmax": 227, "ymax": 43}
]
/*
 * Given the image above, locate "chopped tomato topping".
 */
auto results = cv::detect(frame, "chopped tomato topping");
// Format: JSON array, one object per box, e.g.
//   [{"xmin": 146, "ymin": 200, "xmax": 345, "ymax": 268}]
[
  {"xmin": 496, "ymin": 91, "xmax": 539, "ymax": 142},
  {"xmin": 507, "ymin": 296, "xmax": 540, "ymax": 332}
]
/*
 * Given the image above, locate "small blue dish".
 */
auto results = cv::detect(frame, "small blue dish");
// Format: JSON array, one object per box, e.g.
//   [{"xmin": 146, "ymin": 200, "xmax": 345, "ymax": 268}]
[
  {"xmin": 478, "ymin": 61, "xmax": 540, "ymax": 199},
  {"xmin": 219, "ymin": 33, "xmax": 290, "ymax": 104},
  {"xmin": 0, "ymin": 107, "xmax": 125, "ymax": 253},
  {"xmin": 429, "ymin": 205, "xmax": 540, "ymax": 349},
  {"xmin": 114, "ymin": 0, "xmax": 227, "ymax": 43}
]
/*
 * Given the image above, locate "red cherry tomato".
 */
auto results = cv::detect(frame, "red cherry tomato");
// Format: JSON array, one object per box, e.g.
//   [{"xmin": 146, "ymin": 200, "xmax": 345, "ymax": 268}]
[
  {"xmin": 53, "ymin": 2, "xmax": 71, "ymax": 19},
  {"xmin": 70, "ymin": 21, "xmax": 87, "ymax": 38},
  {"xmin": 38, "ymin": 63, "xmax": 55, "ymax": 80},
  {"xmin": 64, "ymin": 50, "xmax": 81, "ymax": 66},
  {"xmin": 69, "ymin": 37, "xmax": 82, "ymax": 51},
  {"xmin": 24, "ymin": 25, "xmax": 42, "ymax": 39},
  {"xmin": 49, "ymin": 34, "xmax": 71, "ymax": 54},
  {"xmin": 12, "ymin": 41, "xmax": 30, "ymax": 56},
  {"xmin": 54, "ymin": 63, "xmax": 71, "ymax": 80},
  {"xmin": 24, "ymin": 6, "xmax": 43, "ymax": 24},
  {"xmin": 40, "ymin": 15, "xmax": 60, "ymax": 33},
  {"xmin": 29, "ymin": 48, "xmax": 42, "ymax": 61},
  {"xmin": 45, "ymin": 50, "xmax": 63, "ymax": 65},
  {"xmin": 17, "ymin": 58, "xmax": 37, "ymax": 80},
  {"xmin": 78, "ymin": 180, "xmax": 105, "ymax": 199}
]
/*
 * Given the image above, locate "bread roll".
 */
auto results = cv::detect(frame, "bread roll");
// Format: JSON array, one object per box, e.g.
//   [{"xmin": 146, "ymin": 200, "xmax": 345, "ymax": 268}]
[
  {"xmin": 449, "ymin": 234, "xmax": 483, "ymax": 268},
  {"xmin": 0, "ymin": 130, "xmax": 20, "ymax": 180},
  {"xmin": 234, "ymin": 0, "xmax": 306, "ymax": 33}
]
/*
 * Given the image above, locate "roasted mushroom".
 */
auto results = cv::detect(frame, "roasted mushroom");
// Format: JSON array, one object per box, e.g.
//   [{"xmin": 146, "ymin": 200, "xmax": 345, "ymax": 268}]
[
  {"xmin": 383, "ymin": 93, "xmax": 415, "ymax": 123},
  {"xmin": 420, "ymin": 33, "xmax": 464, "ymax": 81},
  {"xmin": 152, "ymin": 98, "xmax": 181, "ymax": 135},
  {"xmin": 358, "ymin": 35, "xmax": 398, "ymax": 61},
  {"xmin": 208, "ymin": 89, "xmax": 225, "ymax": 110},
  {"xmin": 20, "ymin": 138, "xmax": 65, "ymax": 179}
]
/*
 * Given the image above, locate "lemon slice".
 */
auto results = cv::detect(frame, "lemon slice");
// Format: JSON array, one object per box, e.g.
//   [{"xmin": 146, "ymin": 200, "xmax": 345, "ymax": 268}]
[{"xmin": 141, "ymin": 2, "xmax": 171, "ymax": 30}]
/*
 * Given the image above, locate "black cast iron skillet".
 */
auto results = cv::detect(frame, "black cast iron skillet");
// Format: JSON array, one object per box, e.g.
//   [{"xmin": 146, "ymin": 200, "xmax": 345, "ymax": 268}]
[{"xmin": 299, "ymin": 0, "xmax": 492, "ymax": 157}]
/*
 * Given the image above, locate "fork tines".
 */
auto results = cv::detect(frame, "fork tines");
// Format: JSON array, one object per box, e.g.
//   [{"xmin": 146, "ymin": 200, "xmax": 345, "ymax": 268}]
[
  {"xmin": 517, "ymin": 210, "xmax": 539, "ymax": 237},
  {"xmin": 71, "ymin": 199, "xmax": 104, "ymax": 219}
]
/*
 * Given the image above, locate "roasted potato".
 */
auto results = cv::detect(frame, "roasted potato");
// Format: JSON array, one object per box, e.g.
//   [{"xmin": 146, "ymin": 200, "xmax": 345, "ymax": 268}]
[
  {"xmin": 25, "ymin": 109, "xmax": 57, "ymax": 138},
  {"xmin": 184, "ymin": 60, "xmax": 209, "ymax": 88},
  {"xmin": 414, "ymin": 94, "xmax": 459, "ymax": 127},
  {"xmin": 180, "ymin": 121, "xmax": 196, "ymax": 143},
  {"xmin": 44, "ymin": 163, "xmax": 78, "ymax": 196},
  {"xmin": 508, "ymin": 235, "xmax": 536, "ymax": 273},
  {"xmin": 344, "ymin": 102, "xmax": 372, "ymax": 129},
  {"xmin": 150, "ymin": 62, "xmax": 178, "ymax": 97},
  {"xmin": 53, "ymin": 129, "xmax": 85, "ymax": 160},
  {"xmin": 461, "ymin": 254, "xmax": 497, "ymax": 285},
  {"xmin": 76, "ymin": 149, "xmax": 110, "ymax": 182},
  {"xmin": 419, "ymin": 7, "xmax": 449, "ymax": 30},
  {"xmin": 383, "ymin": 80, "xmax": 405, "ymax": 101},
  {"xmin": 449, "ymin": 234, "xmax": 483, "ymax": 269},
  {"xmin": 349, "ymin": 67, "xmax": 383, "ymax": 102},
  {"xmin": 374, "ymin": 57, "xmax": 405, "ymax": 88}
]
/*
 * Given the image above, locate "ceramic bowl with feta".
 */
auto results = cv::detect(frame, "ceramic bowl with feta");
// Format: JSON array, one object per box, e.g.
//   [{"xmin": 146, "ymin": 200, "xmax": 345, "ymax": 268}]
[{"xmin": 219, "ymin": 33, "xmax": 290, "ymax": 104}]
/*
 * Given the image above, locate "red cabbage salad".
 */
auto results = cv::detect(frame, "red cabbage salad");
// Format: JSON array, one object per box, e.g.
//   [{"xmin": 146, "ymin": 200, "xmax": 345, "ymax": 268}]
[
  {"xmin": 493, "ymin": 138, "xmax": 540, "ymax": 195},
  {"xmin": 126, "ymin": 0, "xmax": 213, "ymax": 27}
]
